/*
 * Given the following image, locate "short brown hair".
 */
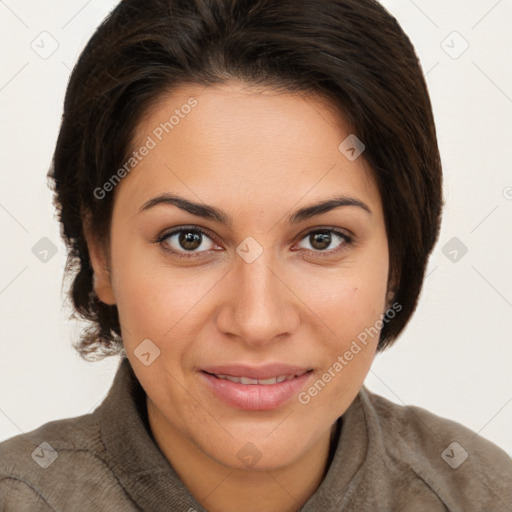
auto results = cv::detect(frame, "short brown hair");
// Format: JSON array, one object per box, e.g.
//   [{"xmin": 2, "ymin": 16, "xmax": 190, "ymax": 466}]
[{"xmin": 49, "ymin": 0, "xmax": 443, "ymax": 359}]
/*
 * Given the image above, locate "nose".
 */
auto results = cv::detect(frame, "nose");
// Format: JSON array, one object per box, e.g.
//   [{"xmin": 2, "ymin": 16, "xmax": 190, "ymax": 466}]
[{"xmin": 215, "ymin": 246, "xmax": 300, "ymax": 348}]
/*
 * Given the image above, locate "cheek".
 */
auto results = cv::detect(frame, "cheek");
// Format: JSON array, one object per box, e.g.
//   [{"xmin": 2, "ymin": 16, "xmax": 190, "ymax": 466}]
[
  {"xmin": 295, "ymin": 259, "xmax": 389, "ymax": 338},
  {"xmin": 111, "ymin": 242, "xmax": 222, "ymax": 351},
  {"xmin": 294, "ymin": 276, "xmax": 385, "ymax": 423},
  {"xmin": 114, "ymin": 270, "xmax": 192, "ymax": 339},
  {"xmin": 291, "ymin": 248, "xmax": 389, "ymax": 389}
]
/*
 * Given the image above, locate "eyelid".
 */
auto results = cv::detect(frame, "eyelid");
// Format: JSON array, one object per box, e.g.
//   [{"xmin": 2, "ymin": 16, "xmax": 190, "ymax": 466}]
[
  {"xmin": 155, "ymin": 225, "xmax": 354, "ymax": 258},
  {"xmin": 155, "ymin": 225, "xmax": 220, "ymax": 256},
  {"xmin": 292, "ymin": 226, "xmax": 353, "ymax": 255},
  {"xmin": 296, "ymin": 225, "xmax": 353, "ymax": 242}
]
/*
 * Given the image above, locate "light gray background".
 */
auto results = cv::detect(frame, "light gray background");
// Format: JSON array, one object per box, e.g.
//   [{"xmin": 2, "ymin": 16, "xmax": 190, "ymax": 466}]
[{"xmin": 1, "ymin": 0, "xmax": 511, "ymax": 456}]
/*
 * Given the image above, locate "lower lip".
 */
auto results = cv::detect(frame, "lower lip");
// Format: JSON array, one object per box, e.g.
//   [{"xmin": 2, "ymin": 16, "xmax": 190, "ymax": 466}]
[{"xmin": 199, "ymin": 371, "xmax": 313, "ymax": 411}]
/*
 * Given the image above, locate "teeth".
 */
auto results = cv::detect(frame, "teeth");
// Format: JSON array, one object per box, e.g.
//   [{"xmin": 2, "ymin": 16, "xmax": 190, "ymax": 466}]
[
  {"xmin": 214, "ymin": 373, "xmax": 300, "ymax": 385},
  {"xmin": 240, "ymin": 377, "xmax": 259, "ymax": 385}
]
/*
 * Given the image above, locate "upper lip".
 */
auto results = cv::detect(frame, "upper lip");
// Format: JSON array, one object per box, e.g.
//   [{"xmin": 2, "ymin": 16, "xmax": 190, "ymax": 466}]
[{"xmin": 200, "ymin": 364, "xmax": 312, "ymax": 380}]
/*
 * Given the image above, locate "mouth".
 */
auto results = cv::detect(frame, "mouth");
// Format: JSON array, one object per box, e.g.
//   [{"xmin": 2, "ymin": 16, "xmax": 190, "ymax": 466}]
[
  {"xmin": 202, "ymin": 369, "xmax": 311, "ymax": 385},
  {"xmin": 198, "ymin": 366, "xmax": 314, "ymax": 411}
]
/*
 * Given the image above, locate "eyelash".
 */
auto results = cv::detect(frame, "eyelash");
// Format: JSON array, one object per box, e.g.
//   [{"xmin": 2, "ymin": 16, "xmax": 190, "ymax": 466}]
[{"xmin": 154, "ymin": 225, "xmax": 354, "ymax": 260}]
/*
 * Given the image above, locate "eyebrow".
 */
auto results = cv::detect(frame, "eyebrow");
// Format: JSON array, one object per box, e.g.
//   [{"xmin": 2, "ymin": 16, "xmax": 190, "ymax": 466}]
[{"xmin": 138, "ymin": 193, "xmax": 372, "ymax": 226}]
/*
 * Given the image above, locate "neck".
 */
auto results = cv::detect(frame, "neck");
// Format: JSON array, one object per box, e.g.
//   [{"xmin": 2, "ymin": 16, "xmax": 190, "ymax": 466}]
[{"xmin": 147, "ymin": 397, "xmax": 338, "ymax": 512}]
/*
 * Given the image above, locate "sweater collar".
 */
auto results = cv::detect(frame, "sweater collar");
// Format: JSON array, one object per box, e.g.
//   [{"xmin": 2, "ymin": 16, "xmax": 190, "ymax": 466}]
[
  {"xmin": 98, "ymin": 357, "xmax": 205, "ymax": 511},
  {"xmin": 96, "ymin": 356, "xmax": 372, "ymax": 511}
]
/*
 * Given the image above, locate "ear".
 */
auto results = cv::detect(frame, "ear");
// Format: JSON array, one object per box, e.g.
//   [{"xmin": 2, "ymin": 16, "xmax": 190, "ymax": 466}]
[
  {"xmin": 82, "ymin": 213, "xmax": 116, "ymax": 306},
  {"xmin": 384, "ymin": 268, "xmax": 399, "ymax": 310}
]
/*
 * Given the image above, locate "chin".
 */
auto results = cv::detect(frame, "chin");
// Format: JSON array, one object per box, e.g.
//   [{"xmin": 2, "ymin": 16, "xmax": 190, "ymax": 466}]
[{"xmin": 197, "ymin": 428, "xmax": 313, "ymax": 471}]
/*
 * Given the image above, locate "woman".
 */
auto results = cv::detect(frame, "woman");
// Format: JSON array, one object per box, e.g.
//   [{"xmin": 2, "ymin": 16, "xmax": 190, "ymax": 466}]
[{"xmin": 1, "ymin": 0, "xmax": 511, "ymax": 510}]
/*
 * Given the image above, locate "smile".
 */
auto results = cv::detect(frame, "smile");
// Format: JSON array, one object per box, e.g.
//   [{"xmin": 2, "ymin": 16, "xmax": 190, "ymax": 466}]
[
  {"xmin": 199, "ymin": 369, "xmax": 313, "ymax": 410},
  {"xmin": 205, "ymin": 370, "xmax": 309, "ymax": 385}
]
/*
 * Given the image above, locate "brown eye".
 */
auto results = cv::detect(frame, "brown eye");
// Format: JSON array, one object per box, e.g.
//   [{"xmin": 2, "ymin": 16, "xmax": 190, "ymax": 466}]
[
  {"xmin": 179, "ymin": 230, "xmax": 203, "ymax": 251},
  {"xmin": 159, "ymin": 228, "xmax": 217, "ymax": 255},
  {"xmin": 309, "ymin": 232, "xmax": 332, "ymax": 250},
  {"xmin": 297, "ymin": 229, "xmax": 352, "ymax": 254}
]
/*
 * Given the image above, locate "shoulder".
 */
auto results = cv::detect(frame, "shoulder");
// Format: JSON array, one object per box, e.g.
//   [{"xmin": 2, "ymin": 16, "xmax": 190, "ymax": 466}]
[
  {"xmin": 360, "ymin": 387, "xmax": 512, "ymax": 509},
  {"xmin": 0, "ymin": 413, "xmax": 134, "ymax": 511},
  {"xmin": 0, "ymin": 411, "xmax": 102, "ymax": 476}
]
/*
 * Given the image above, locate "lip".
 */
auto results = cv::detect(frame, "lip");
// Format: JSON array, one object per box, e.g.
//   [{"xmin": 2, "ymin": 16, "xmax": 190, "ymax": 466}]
[
  {"xmin": 200, "ymin": 363, "xmax": 311, "ymax": 380},
  {"xmin": 198, "ymin": 364, "xmax": 313, "ymax": 411}
]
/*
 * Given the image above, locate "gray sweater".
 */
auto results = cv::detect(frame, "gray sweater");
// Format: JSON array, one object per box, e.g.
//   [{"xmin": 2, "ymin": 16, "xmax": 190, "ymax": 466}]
[{"xmin": 1, "ymin": 357, "xmax": 511, "ymax": 511}]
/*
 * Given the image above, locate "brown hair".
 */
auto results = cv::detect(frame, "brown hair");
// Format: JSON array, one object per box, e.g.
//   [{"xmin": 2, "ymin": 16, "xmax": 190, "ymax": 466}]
[{"xmin": 49, "ymin": 0, "xmax": 443, "ymax": 360}]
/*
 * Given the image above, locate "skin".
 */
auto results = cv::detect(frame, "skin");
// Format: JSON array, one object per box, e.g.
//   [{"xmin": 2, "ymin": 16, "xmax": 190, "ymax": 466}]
[{"xmin": 85, "ymin": 81, "xmax": 393, "ymax": 512}]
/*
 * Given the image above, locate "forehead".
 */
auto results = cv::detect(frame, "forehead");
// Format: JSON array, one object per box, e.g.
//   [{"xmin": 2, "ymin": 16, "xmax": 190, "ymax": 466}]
[{"xmin": 115, "ymin": 81, "xmax": 381, "ymax": 219}]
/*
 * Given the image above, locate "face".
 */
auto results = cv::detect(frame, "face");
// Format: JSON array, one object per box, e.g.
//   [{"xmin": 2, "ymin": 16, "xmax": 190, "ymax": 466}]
[{"xmin": 87, "ymin": 81, "xmax": 391, "ymax": 471}]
